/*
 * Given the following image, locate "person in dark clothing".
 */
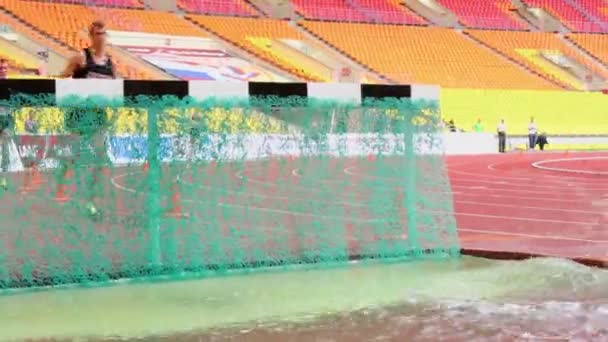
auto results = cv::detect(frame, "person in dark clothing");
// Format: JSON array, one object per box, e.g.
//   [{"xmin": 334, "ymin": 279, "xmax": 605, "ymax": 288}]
[
  {"xmin": 536, "ymin": 132, "xmax": 548, "ymax": 151},
  {"xmin": 60, "ymin": 20, "xmax": 115, "ymax": 219},
  {"xmin": 0, "ymin": 106, "xmax": 13, "ymax": 189},
  {"xmin": 497, "ymin": 119, "xmax": 507, "ymax": 153},
  {"xmin": 448, "ymin": 119, "xmax": 457, "ymax": 132},
  {"xmin": 0, "ymin": 58, "xmax": 8, "ymax": 79},
  {"xmin": 62, "ymin": 20, "xmax": 115, "ymax": 80}
]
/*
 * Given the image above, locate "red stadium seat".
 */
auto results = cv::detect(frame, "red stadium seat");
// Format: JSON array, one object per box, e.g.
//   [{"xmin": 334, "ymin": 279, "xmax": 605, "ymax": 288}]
[
  {"xmin": 437, "ymin": 0, "xmax": 527, "ymax": 30},
  {"xmin": 42, "ymin": 0, "xmax": 143, "ymax": 8},
  {"xmin": 523, "ymin": 0, "xmax": 604, "ymax": 32},
  {"xmin": 177, "ymin": 0, "xmax": 259, "ymax": 16}
]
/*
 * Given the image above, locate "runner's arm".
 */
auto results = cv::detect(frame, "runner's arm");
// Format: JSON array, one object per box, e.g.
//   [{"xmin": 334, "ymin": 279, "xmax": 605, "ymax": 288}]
[{"xmin": 60, "ymin": 54, "xmax": 84, "ymax": 78}]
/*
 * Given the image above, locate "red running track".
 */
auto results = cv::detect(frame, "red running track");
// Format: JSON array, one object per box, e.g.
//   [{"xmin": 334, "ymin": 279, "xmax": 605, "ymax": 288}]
[
  {"xmin": 447, "ymin": 152, "xmax": 608, "ymax": 267},
  {"xmin": 3, "ymin": 151, "xmax": 607, "ymax": 273}
]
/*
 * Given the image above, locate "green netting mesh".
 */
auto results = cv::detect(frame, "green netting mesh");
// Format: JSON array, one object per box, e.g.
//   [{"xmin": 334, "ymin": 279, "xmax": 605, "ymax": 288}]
[{"xmin": 0, "ymin": 94, "xmax": 459, "ymax": 291}]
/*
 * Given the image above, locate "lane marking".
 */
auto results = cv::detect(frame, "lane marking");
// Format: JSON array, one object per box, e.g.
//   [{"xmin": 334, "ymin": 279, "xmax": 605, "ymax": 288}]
[
  {"xmin": 112, "ymin": 172, "xmax": 601, "ymax": 227},
  {"xmin": 532, "ymin": 156, "xmax": 608, "ymax": 175},
  {"xmin": 459, "ymin": 228, "xmax": 608, "ymax": 244},
  {"xmin": 343, "ymin": 166, "xmax": 608, "ymax": 196},
  {"xmin": 113, "ymin": 166, "xmax": 608, "ymax": 247}
]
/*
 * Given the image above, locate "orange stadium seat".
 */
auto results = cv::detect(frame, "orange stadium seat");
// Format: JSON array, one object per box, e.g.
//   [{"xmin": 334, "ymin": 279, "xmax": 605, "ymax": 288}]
[
  {"xmin": 187, "ymin": 15, "xmax": 325, "ymax": 81},
  {"xmin": 1, "ymin": 1, "xmax": 206, "ymax": 79},
  {"xmin": 467, "ymin": 30, "xmax": 607, "ymax": 90},
  {"xmin": 568, "ymin": 33, "xmax": 608, "ymax": 65},
  {"xmin": 0, "ymin": 9, "xmax": 74, "ymax": 59},
  {"xmin": 299, "ymin": 21, "xmax": 558, "ymax": 89}
]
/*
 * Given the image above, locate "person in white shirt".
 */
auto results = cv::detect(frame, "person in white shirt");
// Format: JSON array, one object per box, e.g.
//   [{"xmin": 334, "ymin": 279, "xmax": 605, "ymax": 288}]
[
  {"xmin": 528, "ymin": 117, "xmax": 538, "ymax": 150},
  {"xmin": 497, "ymin": 119, "xmax": 507, "ymax": 153}
]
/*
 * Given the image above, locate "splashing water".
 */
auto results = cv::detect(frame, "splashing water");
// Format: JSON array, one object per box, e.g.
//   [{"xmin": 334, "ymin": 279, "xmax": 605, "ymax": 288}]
[{"xmin": 1, "ymin": 256, "xmax": 607, "ymax": 341}]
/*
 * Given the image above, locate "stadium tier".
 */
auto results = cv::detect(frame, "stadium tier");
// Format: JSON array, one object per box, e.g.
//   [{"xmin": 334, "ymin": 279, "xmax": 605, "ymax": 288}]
[
  {"xmin": 0, "ymin": 0, "xmax": 606, "ymax": 123},
  {"xmin": 47, "ymin": 0, "xmax": 143, "ymax": 8},
  {"xmin": 299, "ymin": 21, "xmax": 559, "ymax": 89},
  {"xmin": 292, "ymin": 0, "xmax": 426, "ymax": 24},
  {"xmin": 178, "ymin": 0, "xmax": 259, "ymax": 16},
  {"xmin": 437, "ymin": 0, "xmax": 527, "ymax": 30},
  {"xmin": 187, "ymin": 15, "xmax": 329, "ymax": 81},
  {"xmin": 467, "ymin": 30, "xmax": 607, "ymax": 90},
  {"xmin": 522, "ymin": 0, "xmax": 606, "ymax": 33},
  {"xmin": 567, "ymin": 33, "xmax": 608, "ymax": 65}
]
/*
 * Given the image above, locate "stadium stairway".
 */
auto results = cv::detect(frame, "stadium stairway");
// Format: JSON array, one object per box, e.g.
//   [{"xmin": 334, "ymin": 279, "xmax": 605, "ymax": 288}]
[{"xmin": 0, "ymin": 36, "xmax": 39, "ymax": 72}]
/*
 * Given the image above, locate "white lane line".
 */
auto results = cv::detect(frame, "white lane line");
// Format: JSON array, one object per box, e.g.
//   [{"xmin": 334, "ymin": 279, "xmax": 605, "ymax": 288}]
[
  {"xmin": 454, "ymin": 165, "xmax": 608, "ymax": 183},
  {"xmin": 459, "ymin": 228, "xmax": 608, "ymax": 244},
  {"xmin": 451, "ymin": 211, "xmax": 594, "ymax": 225},
  {"xmin": 112, "ymin": 172, "xmax": 600, "ymax": 226},
  {"xmin": 343, "ymin": 166, "xmax": 608, "ymax": 196},
  {"xmin": 456, "ymin": 199, "xmax": 605, "ymax": 215},
  {"xmin": 111, "ymin": 171, "xmax": 608, "ymax": 245},
  {"xmin": 192, "ymin": 170, "xmax": 608, "ymax": 216},
  {"xmin": 111, "ymin": 172, "xmax": 382, "ymax": 222},
  {"xmin": 531, "ymin": 156, "xmax": 608, "ymax": 175},
  {"xmin": 449, "ymin": 176, "xmax": 608, "ymax": 190}
]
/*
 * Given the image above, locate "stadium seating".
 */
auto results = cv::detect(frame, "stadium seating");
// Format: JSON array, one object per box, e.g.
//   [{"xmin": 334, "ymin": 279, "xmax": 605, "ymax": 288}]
[
  {"xmin": 187, "ymin": 15, "xmax": 326, "ymax": 81},
  {"xmin": 575, "ymin": 0, "xmax": 608, "ymax": 32},
  {"xmin": 0, "ymin": 38, "xmax": 40, "ymax": 73},
  {"xmin": 0, "ymin": 1, "xmax": 207, "ymax": 79},
  {"xmin": 467, "ymin": 30, "xmax": 607, "ymax": 90},
  {"xmin": 522, "ymin": 0, "xmax": 601, "ymax": 32},
  {"xmin": 292, "ymin": 0, "xmax": 369, "ymax": 22},
  {"xmin": 567, "ymin": 33, "xmax": 608, "ymax": 65},
  {"xmin": 178, "ymin": 0, "xmax": 259, "ymax": 17},
  {"xmin": 292, "ymin": 0, "xmax": 425, "ymax": 24},
  {"xmin": 46, "ymin": 0, "xmax": 143, "ymax": 8},
  {"xmin": 437, "ymin": 0, "xmax": 527, "ymax": 30},
  {"xmin": 0, "ymin": 9, "xmax": 74, "ymax": 60},
  {"xmin": 346, "ymin": 0, "xmax": 426, "ymax": 24},
  {"xmin": 300, "ymin": 21, "xmax": 559, "ymax": 89}
]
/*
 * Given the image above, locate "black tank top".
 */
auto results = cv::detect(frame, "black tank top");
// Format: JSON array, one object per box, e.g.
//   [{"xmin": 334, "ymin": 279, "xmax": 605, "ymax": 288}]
[{"xmin": 73, "ymin": 48, "xmax": 114, "ymax": 79}]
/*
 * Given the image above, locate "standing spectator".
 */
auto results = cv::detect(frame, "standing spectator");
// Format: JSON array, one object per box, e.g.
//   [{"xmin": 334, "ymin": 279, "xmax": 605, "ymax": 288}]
[
  {"xmin": 497, "ymin": 119, "xmax": 507, "ymax": 153},
  {"xmin": 0, "ymin": 106, "xmax": 13, "ymax": 189},
  {"xmin": 0, "ymin": 59, "xmax": 8, "ymax": 79},
  {"xmin": 473, "ymin": 118, "xmax": 484, "ymax": 132},
  {"xmin": 528, "ymin": 117, "xmax": 538, "ymax": 150},
  {"xmin": 447, "ymin": 119, "xmax": 457, "ymax": 132}
]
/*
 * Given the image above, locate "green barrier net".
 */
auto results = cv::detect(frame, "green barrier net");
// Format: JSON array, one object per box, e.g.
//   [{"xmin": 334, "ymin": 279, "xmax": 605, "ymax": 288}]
[{"xmin": 0, "ymin": 95, "xmax": 459, "ymax": 291}]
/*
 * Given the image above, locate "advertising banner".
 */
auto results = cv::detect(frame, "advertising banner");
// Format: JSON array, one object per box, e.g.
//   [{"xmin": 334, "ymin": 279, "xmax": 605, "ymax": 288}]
[{"xmin": 120, "ymin": 46, "xmax": 290, "ymax": 82}]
